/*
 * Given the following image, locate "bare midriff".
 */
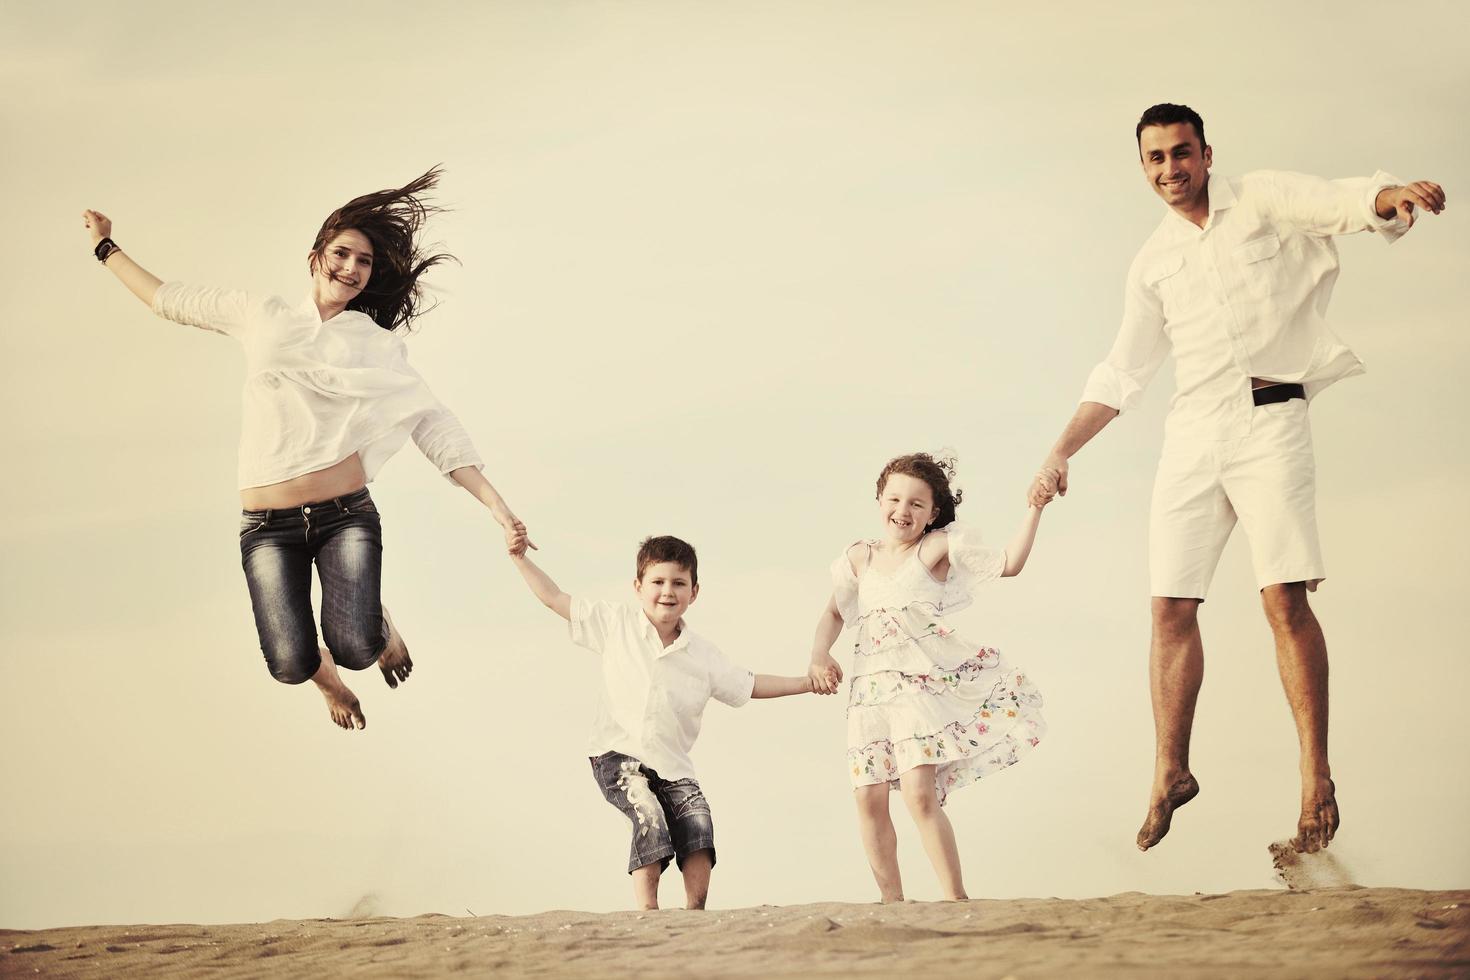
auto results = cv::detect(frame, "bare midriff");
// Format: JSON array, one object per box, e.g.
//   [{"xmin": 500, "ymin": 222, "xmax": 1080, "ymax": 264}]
[
  {"xmin": 1250, "ymin": 377, "xmax": 1284, "ymax": 389},
  {"xmin": 240, "ymin": 454, "xmax": 368, "ymax": 510}
]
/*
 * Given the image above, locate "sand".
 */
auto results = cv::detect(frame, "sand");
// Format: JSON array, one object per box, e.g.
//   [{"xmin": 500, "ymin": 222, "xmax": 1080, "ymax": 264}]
[{"xmin": 3, "ymin": 887, "xmax": 1466, "ymax": 979}]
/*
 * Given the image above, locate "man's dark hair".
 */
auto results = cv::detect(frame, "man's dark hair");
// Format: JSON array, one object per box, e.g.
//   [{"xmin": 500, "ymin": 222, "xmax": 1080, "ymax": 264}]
[
  {"xmin": 636, "ymin": 535, "xmax": 698, "ymax": 587},
  {"xmin": 1135, "ymin": 103, "xmax": 1207, "ymax": 154}
]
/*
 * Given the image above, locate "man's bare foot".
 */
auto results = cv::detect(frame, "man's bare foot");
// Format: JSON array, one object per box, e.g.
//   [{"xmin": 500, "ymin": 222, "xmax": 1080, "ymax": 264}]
[
  {"xmin": 1292, "ymin": 777, "xmax": 1338, "ymax": 853},
  {"xmin": 377, "ymin": 605, "xmax": 412, "ymax": 689},
  {"xmin": 312, "ymin": 645, "xmax": 365, "ymax": 730},
  {"xmin": 1137, "ymin": 772, "xmax": 1200, "ymax": 851}
]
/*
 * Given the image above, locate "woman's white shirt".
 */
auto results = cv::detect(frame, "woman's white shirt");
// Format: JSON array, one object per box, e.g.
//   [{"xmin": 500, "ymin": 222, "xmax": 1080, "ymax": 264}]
[{"xmin": 152, "ymin": 281, "xmax": 483, "ymax": 490}]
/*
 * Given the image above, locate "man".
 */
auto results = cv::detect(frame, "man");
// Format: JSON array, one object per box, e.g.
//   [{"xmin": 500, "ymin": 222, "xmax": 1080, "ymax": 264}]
[{"xmin": 1031, "ymin": 103, "xmax": 1445, "ymax": 854}]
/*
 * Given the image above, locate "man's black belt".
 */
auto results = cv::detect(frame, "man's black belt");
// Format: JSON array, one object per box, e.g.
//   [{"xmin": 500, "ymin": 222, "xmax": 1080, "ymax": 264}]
[{"xmin": 1252, "ymin": 383, "xmax": 1306, "ymax": 406}]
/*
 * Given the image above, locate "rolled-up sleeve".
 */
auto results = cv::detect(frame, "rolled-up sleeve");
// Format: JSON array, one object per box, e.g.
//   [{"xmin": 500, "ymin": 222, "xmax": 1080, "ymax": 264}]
[
  {"xmin": 393, "ymin": 346, "xmax": 485, "ymax": 484},
  {"xmin": 151, "ymin": 282, "xmax": 251, "ymax": 337},
  {"xmin": 1257, "ymin": 169, "xmax": 1410, "ymax": 243},
  {"xmin": 1079, "ymin": 255, "xmax": 1169, "ymax": 413},
  {"xmin": 411, "ymin": 406, "xmax": 484, "ymax": 483}
]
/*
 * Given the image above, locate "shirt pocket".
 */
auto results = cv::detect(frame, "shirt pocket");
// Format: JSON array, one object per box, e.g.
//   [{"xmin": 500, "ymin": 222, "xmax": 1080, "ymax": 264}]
[
  {"xmin": 1234, "ymin": 233, "xmax": 1285, "ymax": 299},
  {"xmin": 1146, "ymin": 254, "xmax": 1192, "ymax": 318}
]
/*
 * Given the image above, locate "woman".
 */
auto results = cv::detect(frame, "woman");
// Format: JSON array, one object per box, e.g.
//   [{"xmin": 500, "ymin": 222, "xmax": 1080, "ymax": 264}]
[{"xmin": 83, "ymin": 168, "xmax": 527, "ymax": 731}]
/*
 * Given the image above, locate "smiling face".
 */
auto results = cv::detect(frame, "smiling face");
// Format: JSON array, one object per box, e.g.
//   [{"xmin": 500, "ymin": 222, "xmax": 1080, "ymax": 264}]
[
  {"xmin": 878, "ymin": 473, "xmax": 938, "ymax": 545},
  {"xmin": 634, "ymin": 561, "xmax": 699, "ymax": 631},
  {"xmin": 309, "ymin": 228, "xmax": 375, "ymax": 313},
  {"xmin": 1139, "ymin": 121, "xmax": 1212, "ymax": 219}
]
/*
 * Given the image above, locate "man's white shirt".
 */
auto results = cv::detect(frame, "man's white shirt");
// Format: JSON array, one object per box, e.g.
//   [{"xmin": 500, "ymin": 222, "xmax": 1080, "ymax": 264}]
[{"xmin": 1082, "ymin": 170, "xmax": 1408, "ymax": 441}]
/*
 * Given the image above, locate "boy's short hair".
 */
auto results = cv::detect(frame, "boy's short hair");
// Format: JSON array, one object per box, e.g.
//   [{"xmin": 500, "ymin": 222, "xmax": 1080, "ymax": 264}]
[{"xmin": 636, "ymin": 535, "xmax": 698, "ymax": 587}]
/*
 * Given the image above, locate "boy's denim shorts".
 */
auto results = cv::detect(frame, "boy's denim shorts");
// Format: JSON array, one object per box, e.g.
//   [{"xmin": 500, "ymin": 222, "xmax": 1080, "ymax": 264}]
[{"xmin": 590, "ymin": 751, "xmax": 716, "ymax": 874}]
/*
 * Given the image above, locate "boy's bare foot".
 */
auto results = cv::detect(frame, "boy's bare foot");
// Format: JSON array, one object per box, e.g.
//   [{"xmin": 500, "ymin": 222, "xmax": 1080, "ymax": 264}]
[
  {"xmin": 312, "ymin": 645, "xmax": 365, "ymax": 730},
  {"xmin": 378, "ymin": 605, "xmax": 412, "ymax": 689},
  {"xmin": 1292, "ymin": 777, "xmax": 1338, "ymax": 853},
  {"xmin": 1136, "ymin": 772, "xmax": 1200, "ymax": 851}
]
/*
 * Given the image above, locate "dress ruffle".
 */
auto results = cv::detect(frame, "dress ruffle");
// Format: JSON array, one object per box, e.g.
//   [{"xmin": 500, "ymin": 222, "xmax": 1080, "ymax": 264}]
[
  {"xmin": 846, "ymin": 651, "xmax": 1044, "ymax": 805},
  {"xmin": 938, "ymin": 523, "xmax": 1007, "ymax": 614},
  {"xmin": 831, "ymin": 523, "xmax": 1005, "ymax": 623}
]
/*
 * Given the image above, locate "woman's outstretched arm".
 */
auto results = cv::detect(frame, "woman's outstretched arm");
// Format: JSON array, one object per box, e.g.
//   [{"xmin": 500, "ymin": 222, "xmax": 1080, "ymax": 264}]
[
  {"xmin": 449, "ymin": 465, "xmax": 534, "ymax": 556},
  {"xmin": 82, "ymin": 209, "xmax": 162, "ymax": 307}
]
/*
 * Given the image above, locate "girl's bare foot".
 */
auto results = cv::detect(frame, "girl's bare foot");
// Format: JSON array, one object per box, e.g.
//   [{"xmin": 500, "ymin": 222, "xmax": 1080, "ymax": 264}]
[
  {"xmin": 378, "ymin": 605, "xmax": 413, "ymax": 689},
  {"xmin": 312, "ymin": 645, "xmax": 365, "ymax": 730},
  {"xmin": 1137, "ymin": 772, "xmax": 1200, "ymax": 851}
]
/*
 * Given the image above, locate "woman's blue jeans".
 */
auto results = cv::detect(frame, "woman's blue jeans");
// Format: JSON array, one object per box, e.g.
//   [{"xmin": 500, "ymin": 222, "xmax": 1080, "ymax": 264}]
[{"xmin": 238, "ymin": 487, "xmax": 386, "ymax": 684}]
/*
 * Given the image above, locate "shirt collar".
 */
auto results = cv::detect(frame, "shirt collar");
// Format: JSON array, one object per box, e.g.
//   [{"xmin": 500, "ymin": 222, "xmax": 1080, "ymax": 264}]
[
  {"xmin": 637, "ymin": 607, "xmax": 692, "ymax": 655},
  {"xmin": 1162, "ymin": 172, "xmax": 1235, "ymax": 233},
  {"xmin": 1206, "ymin": 172, "xmax": 1236, "ymax": 215}
]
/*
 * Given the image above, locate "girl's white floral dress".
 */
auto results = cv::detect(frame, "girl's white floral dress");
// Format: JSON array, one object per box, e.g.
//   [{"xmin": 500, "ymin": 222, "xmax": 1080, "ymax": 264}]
[{"xmin": 832, "ymin": 523, "xmax": 1046, "ymax": 804}]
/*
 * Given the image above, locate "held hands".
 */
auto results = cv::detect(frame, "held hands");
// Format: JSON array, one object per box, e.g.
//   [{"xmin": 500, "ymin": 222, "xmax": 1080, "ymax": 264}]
[
  {"xmin": 1028, "ymin": 456, "xmax": 1069, "ymax": 508},
  {"xmin": 82, "ymin": 209, "xmax": 111, "ymax": 247},
  {"xmin": 808, "ymin": 654, "xmax": 843, "ymax": 695},
  {"xmin": 504, "ymin": 517, "xmax": 537, "ymax": 558},
  {"xmin": 1375, "ymin": 181, "xmax": 1447, "ymax": 227}
]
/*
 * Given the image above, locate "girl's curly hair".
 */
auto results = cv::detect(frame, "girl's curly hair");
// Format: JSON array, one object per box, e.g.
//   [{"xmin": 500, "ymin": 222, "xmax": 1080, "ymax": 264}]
[
  {"xmin": 309, "ymin": 166, "xmax": 455, "ymax": 332},
  {"xmin": 875, "ymin": 452, "xmax": 963, "ymax": 529}
]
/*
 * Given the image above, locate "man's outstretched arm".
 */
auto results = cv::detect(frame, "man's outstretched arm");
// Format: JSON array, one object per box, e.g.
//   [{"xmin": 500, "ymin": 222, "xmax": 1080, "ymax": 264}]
[{"xmin": 1031, "ymin": 401, "xmax": 1119, "ymax": 506}]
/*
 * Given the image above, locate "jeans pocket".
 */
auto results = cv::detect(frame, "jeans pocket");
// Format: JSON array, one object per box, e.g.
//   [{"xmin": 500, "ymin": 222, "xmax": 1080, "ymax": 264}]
[
  {"xmin": 1260, "ymin": 398, "xmax": 1305, "ymax": 417},
  {"xmin": 663, "ymin": 779, "xmax": 710, "ymax": 819},
  {"xmin": 239, "ymin": 516, "xmax": 268, "ymax": 538}
]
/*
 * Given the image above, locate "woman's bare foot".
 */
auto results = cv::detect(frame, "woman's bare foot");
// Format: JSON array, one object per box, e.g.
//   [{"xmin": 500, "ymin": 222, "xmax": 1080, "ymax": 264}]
[
  {"xmin": 312, "ymin": 645, "xmax": 365, "ymax": 730},
  {"xmin": 1292, "ymin": 776, "xmax": 1338, "ymax": 853},
  {"xmin": 1137, "ymin": 772, "xmax": 1200, "ymax": 851},
  {"xmin": 377, "ymin": 605, "xmax": 412, "ymax": 689}
]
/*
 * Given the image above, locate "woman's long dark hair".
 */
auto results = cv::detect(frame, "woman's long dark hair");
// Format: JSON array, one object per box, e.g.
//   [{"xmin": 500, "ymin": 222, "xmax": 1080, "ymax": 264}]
[{"xmin": 309, "ymin": 166, "xmax": 455, "ymax": 332}]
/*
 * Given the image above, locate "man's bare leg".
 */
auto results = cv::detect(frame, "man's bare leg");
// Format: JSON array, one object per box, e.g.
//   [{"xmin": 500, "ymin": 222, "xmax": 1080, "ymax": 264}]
[
  {"xmin": 1138, "ymin": 596, "xmax": 1204, "ymax": 850},
  {"xmin": 1261, "ymin": 583, "xmax": 1337, "ymax": 853},
  {"xmin": 377, "ymin": 605, "xmax": 413, "ymax": 689},
  {"xmin": 311, "ymin": 644, "xmax": 365, "ymax": 730},
  {"xmin": 899, "ymin": 765, "xmax": 967, "ymax": 900},
  {"xmin": 854, "ymin": 783, "xmax": 904, "ymax": 903},
  {"xmin": 631, "ymin": 862, "xmax": 661, "ymax": 911},
  {"xmin": 680, "ymin": 849, "xmax": 713, "ymax": 910}
]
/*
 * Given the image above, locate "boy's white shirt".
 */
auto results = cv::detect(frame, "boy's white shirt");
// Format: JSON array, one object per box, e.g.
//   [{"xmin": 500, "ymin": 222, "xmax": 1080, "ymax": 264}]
[{"xmin": 570, "ymin": 598, "xmax": 755, "ymax": 782}]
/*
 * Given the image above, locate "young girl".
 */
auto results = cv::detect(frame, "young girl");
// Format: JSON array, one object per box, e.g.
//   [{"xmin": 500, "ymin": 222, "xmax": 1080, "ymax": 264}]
[
  {"xmin": 808, "ymin": 452, "xmax": 1047, "ymax": 902},
  {"xmin": 81, "ymin": 168, "xmax": 527, "ymax": 731}
]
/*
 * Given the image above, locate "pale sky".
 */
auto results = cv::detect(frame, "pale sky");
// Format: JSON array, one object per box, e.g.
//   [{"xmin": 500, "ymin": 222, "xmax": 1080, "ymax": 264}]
[{"xmin": 2, "ymin": 0, "xmax": 1467, "ymax": 929}]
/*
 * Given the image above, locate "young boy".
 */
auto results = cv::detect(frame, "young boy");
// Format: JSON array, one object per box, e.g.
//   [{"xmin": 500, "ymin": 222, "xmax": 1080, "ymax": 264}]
[{"xmin": 509, "ymin": 532, "xmax": 822, "ymax": 910}]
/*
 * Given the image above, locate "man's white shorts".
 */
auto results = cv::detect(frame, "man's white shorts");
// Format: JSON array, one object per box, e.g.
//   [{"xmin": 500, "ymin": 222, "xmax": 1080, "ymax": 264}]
[{"xmin": 1149, "ymin": 399, "xmax": 1324, "ymax": 599}]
